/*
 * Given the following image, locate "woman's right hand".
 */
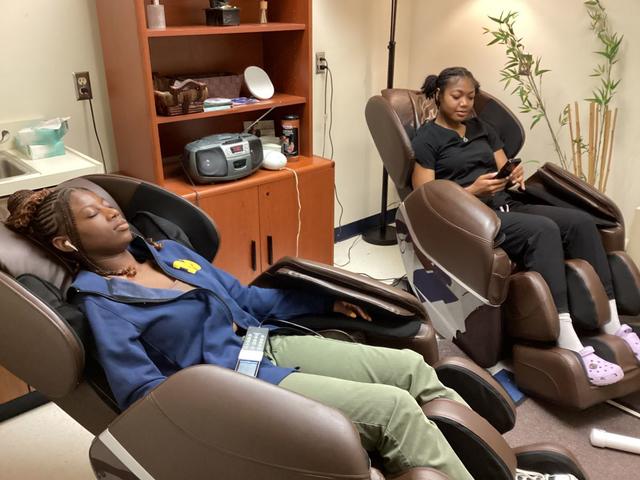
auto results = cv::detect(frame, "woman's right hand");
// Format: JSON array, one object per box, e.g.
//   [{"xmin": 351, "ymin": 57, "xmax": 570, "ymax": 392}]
[{"xmin": 465, "ymin": 172, "xmax": 509, "ymax": 196}]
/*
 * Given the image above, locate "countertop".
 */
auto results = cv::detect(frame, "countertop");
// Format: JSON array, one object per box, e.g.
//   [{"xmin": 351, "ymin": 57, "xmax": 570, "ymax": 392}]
[{"xmin": 0, "ymin": 147, "xmax": 103, "ymax": 197}]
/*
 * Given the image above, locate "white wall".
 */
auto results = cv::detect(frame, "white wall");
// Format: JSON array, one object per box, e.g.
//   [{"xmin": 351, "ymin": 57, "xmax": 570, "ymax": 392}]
[
  {"xmin": 405, "ymin": 0, "xmax": 640, "ymax": 224},
  {"xmin": 0, "ymin": 0, "xmax": 117, "ymax": 171},
  {"xmin": 314, "ymin": 0, "xmax": 640, "ymax": 227},
  {"xmin": 312, "ymin": 1, "xmax": 415, "ymax": 226}
]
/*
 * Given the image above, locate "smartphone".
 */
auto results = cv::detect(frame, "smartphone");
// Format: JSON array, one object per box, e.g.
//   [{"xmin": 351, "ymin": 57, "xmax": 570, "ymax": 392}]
[{"xmin": 494, "ymin": 158, "xmax": 522, "ymax": 179}]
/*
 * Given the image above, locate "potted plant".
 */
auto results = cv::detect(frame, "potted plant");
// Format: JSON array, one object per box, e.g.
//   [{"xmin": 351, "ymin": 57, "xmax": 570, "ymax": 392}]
[{"xmin": 484, "ymin": 1, "xmax": 623, "ymax": 192}]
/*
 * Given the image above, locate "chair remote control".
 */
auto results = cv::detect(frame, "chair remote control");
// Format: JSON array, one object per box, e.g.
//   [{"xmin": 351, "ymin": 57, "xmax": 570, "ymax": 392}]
[{"xmin": 235, "ymin": 327, "xmax": 269, "ymax": 377}]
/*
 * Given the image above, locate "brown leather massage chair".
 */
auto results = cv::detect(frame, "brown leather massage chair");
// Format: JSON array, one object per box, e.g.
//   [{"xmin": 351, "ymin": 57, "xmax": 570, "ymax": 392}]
[
  {"xmin": 365, "ymin": 87, "xmax": 640, "ymax": 410},
  {"xmin": 0, "ymin": 174, "xmax": 591, "ymax": 479}
]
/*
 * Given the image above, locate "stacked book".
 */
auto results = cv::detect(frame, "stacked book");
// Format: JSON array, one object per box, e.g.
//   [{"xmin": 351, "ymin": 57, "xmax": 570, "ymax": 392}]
[{"xmin": 204, "ymin": 98, "xmax": 232, "ymax": 112}]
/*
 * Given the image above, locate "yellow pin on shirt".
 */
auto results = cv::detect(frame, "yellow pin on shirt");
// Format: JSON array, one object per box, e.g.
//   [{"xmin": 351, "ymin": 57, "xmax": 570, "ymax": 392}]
[{"xmin": 172, "ymin": 259, "xmax": 202, "ymax": 274}]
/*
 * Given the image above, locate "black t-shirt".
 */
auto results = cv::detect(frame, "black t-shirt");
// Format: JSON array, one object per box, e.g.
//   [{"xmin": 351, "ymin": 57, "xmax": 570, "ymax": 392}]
[{"xmin": 411, "ymin": 117, "xmax": 509, "ymax": 208}]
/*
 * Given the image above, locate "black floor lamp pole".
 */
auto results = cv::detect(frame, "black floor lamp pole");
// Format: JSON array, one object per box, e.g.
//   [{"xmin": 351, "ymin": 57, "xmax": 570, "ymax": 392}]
[{"xmin": 362, "ymin": 0, "xmax": 398, "ymax": 246}]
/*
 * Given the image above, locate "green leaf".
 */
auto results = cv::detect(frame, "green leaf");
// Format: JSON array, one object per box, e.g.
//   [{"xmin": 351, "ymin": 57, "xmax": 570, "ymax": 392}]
[{"xmin": 530, "ymin": 114, "xmax": 543, "ymax": 129}]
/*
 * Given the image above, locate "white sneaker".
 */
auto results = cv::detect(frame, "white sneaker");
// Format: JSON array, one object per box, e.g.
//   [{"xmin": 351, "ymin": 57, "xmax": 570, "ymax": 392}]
[{"xmin": 515, "ymin": 469, "xmax": 578, "ymax": 480}]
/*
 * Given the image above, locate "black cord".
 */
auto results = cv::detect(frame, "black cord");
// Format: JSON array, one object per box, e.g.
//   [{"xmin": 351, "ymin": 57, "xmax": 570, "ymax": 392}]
[
  {"xmin": 326, "ymin": 65, "xmax": 335, "ymax": 160},
  {"xmin": 322, "ymin": 63, "xmax": 329, "ymax": 158},
  {"xmin": 335, "ymin": 235, "xmax": 360, "ymax": 268},
  {"xmin": 88, "ymin": 98, "xmax": 106, "ymax": 173},
  {"xmin": 321, "ymin": 62, "xmax": 345, "ymax": 233},
  {"xmin": 260, "ymin": 318, "xmax": 322, "ymax": 338},
  {"xmin": 334, "ymin": 184, "xmax": 345, "ymax": 233}
]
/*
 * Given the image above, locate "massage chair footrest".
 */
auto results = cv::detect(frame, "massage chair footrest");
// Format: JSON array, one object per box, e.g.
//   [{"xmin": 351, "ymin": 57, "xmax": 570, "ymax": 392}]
[
  {"xmin": 513, "ymin": 443, "xmax": 588, "ymax": 480},
  {"xmin": 433, "ymin": 357, "xmax": 516, "ymax": 434},
  {"xmin": 513, "ymin": 340, "xmax": 640, "ymax": 409}
]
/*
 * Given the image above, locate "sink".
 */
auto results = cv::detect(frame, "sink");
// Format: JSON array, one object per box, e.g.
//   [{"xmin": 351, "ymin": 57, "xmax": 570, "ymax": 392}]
[
  {"xmin": 0, "ymin": 146, "xmax": 102, "ymax": 197},
  {"xmin": 0, "ymin": 152, "xmax": 35, "ymax": 179}
]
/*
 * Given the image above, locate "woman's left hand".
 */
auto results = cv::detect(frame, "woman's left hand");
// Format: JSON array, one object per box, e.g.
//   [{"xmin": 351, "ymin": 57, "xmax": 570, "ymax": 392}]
[
  {"xmin": 333, "ymin": 300, "xmax": 372, "ymax": 321},
  {"xmin": 509, "ymin": 163, "xmax": 526, "ymax": 190}
]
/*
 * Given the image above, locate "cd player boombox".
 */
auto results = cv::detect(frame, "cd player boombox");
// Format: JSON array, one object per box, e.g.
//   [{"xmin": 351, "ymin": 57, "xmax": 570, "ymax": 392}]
[{"xmin": 182, "ymin": 133, "xmax": 263, "ymax": 184}]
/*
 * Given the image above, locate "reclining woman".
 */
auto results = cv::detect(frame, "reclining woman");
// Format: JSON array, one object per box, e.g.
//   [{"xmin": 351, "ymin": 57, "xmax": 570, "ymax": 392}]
[
  {"xmin": 411, "ymin": 66, "xmax": 640, "ymax": 386},
  {"xmin": 5, "ymin": 186, "xmax": 475, "ymax": 479}
]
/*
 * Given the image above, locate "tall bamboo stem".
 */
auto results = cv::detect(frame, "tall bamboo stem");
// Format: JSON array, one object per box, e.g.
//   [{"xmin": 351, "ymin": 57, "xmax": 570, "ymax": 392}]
[
  {"xmin": 603, "ymin": 108, "xmax": 618, "ymax": 193},
  {"xmin": 598, "ymin": 108, "xmax": 611, "ymax": 191},
  {"xmin": 588, "ymin": 102, "xmax": 596, "ymax": 185},
  {"xmin": 567, "ymin": 104, "xmax": 577, "ymax": 176},
  {"xmin": 574, "ymin": 102, "xmax": 583, "ymax": 179}
]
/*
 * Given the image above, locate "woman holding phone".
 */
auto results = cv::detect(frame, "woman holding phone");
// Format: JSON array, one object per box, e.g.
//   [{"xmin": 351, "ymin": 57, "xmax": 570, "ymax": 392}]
[{"xmin": 410, "ymin": 66, "xmax": 640, "ymax": 386}]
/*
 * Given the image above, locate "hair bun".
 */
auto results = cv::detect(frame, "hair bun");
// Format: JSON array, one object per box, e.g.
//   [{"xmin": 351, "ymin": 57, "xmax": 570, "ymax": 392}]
[
  {"xmin": 4, "ymin": 188, "xmax": 53, "ymax": 232},
  {"xmin": 420, "ymin": 75, "xmax": 439, "ymax": 98},
  {"xmin": 7, "ymin": 189, "xmax": 36, "ymax": 215}
]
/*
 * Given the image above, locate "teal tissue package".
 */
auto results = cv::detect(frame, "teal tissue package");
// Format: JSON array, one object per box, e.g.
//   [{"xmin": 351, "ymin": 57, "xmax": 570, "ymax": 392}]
[{"xmin": 16, "ymin": 117, "xmax": 70, "ymax": 159}]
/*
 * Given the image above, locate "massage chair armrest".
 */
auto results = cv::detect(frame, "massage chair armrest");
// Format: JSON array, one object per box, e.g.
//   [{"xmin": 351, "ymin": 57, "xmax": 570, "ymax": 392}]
[
  {"xmin": 400, "ymin": 180, "xmax": 512, "ymax": 305},
  {"xmin": 94, "ymin": 365, "xmax": 370, "ymax": 480},
  {"xmin": 252, "ymin": 256, "xmax": 428, "ymax": 321},
  {"xmin": 526, "ymin": 163, "xmax": 625, "ymax": 251},
  {"xmin": 529, "ymin": 163, "xmax": 623, "ymax": 224}
]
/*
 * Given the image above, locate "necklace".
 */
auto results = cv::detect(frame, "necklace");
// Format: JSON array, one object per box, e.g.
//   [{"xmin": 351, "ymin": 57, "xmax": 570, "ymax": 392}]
[{"xmin": 462, "ymin": 136, "xmax": 469, "ymax": 143}]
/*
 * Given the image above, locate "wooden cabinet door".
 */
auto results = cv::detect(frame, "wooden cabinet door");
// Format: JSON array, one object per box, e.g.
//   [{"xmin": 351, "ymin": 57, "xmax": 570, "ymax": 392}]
[
  {"xmin": 0, "ymin": 365, "xmax": 29, "ymax": 404},
  {"xmin": 259, "ymin": 165, "xmax": 334, "ymax": 270},
  {"xmin": 259, "ymin": 177, "xmax": 297, "ymax": 270},
  {"xmin": 297, "ymin": 165, "xmax": 334, "ymax": 264},
  {"xmin": 199, "ymin": 187, "xmax": 261, "ymax": 285}
]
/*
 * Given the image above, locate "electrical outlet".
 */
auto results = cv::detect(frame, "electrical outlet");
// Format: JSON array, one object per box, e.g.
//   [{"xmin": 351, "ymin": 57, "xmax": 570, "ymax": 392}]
[
  {"xmin": 315, "ymin": 52, "xmax": 327, "ymax": 74},
  {"xmin": 73, "ymin": 71, "xmax": 93, "ymax": 100}
]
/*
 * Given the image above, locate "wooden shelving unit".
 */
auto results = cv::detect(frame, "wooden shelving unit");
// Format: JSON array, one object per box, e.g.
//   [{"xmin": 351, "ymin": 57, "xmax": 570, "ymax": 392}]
[
  {"xmin": 145, "ymin": 22, "xmax": 306, "ymax": 37},
  {"xmin": 154, "ymin": 93, "xmax": 306, "ymax": 125},
  {"xmin": 95, "ymin": 0, "xmax": 334, "ymax": 282}
]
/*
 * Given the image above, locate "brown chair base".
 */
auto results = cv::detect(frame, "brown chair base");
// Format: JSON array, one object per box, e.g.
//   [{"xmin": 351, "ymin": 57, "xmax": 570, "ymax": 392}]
[
  {"xmin": 513, "ymin": 336, "xmax": 640, "ymax": 409},
  {"xmin": 453, "ymin": 305, "xmax": 503, "ymax": 368}
]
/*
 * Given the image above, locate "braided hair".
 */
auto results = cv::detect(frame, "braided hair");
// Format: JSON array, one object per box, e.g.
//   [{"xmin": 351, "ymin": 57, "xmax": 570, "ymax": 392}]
[
  {"xmin": 4, "ymin": 187, "xmax": 155, "ymax": 278},
  {"xmin": 420, "ymin": 67, "xmax": 480, "ymax": 107}
]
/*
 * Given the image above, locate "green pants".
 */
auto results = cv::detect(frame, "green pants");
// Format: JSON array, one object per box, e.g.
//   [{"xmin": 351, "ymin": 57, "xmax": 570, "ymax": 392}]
[{"xmin": 267, "ymin": 335, "xmax": 473, "ymax": 479}]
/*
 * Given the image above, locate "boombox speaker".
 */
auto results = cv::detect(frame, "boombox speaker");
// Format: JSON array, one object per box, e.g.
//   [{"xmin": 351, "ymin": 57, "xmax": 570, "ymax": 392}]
[{"xmin": 182, "ymin": 133, "xmax": 263, "ymax": 184}]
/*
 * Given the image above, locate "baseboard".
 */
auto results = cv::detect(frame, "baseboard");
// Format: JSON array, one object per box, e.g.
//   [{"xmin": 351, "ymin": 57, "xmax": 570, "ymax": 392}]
[
  {"xmin": 0, "ymin": 391, "xmax": 49, "ymax": 422},
  {"xmin": 334, "ymin": 208, "xmax": 397, "ymax": 243}
]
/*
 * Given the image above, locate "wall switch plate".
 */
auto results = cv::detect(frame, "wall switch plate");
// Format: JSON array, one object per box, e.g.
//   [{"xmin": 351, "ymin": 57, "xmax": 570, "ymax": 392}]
[
  {"xmin": 315, "ymin": 52, "xmax": 326, "ymax": 74},
  {"xmin": 73, "ymin": 71, "xmax": 93, "ymax": 100}
]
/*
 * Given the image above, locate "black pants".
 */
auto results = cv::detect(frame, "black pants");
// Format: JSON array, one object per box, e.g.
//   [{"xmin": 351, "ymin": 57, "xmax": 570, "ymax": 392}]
[{"xmin": 495, "ymin": 203, "xmax": 614, "ymax": 313}]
